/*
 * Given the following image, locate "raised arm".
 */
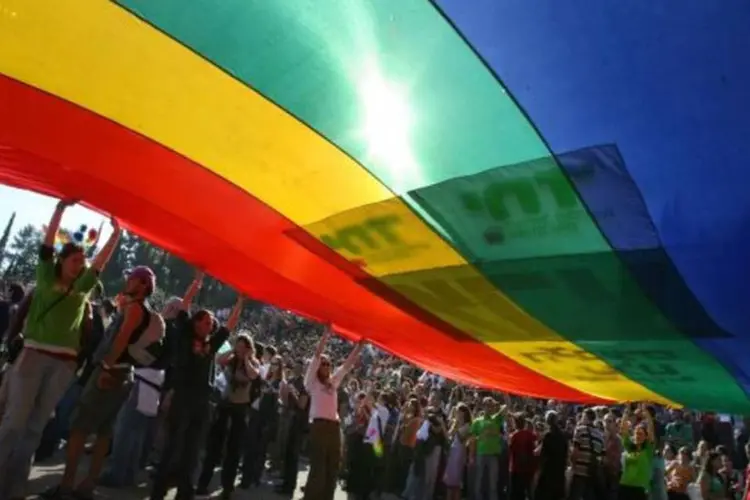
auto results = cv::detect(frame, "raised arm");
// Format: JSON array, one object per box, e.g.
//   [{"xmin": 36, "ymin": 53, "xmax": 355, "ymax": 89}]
[
  {"xmin": 305, "ymin": 328, "xmax": 331, "ymax": 388},
  {"xmin": 314, "ymin": 327, "xmax": 331, "ymax": 359},
  {"xmin": 496, "ymin": 403, "xmax": 509, "ymax": 417},
  {"xmin": 43, "ymin": 199, "xmax": 73, "ymax": 247},
  {"xmin": 90, "ymin": 217, "xmax": 121, "ymax": 272},
  {"xmin": 331, "ymin": 339, "xmax": 365, "ymax": 387},
  {"xmin": 181, "ymin": 270, "xmax": 204, "ymax": 311},
  {"xmin": 621, "ymin": 407, "xmax": 632, "ymax": 438},
  {"xmin": 225, "ymin": 296, "xmax": 244, "ymax": 332},
  {"xmin": 642, "ymin": 404, "xmax": 656, "ymax": 442}
]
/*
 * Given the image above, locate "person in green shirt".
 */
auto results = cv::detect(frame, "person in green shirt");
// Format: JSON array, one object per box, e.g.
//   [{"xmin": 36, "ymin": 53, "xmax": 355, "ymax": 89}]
[
  {"xmin": 0, "ymin": 199, "xmax": 120, "ymax": 500},
  {"xmin": 470, "ymin": 397, "xmax": 507, "ymax": 500},
  {"xmin": 619, "ymin": 403, "xmax": 656, "ymax": 500}
]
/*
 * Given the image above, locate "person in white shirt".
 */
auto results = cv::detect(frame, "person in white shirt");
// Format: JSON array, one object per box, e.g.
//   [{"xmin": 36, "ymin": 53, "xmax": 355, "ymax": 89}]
[{"xmin": 303, "ymin": 328, "xmax": 364, "ymax": 500}]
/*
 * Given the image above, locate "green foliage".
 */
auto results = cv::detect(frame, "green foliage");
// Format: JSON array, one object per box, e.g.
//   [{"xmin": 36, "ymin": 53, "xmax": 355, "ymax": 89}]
[
  {"xmin": 95, "ymin": 231, "xmax": 240, "ymax": 309},
  {"xmin": 3, "ymin": 226, "xmax": 260, "ymax": 311},
  {"xmin": 3, "ymin": 224, "xmax": 42, "ymax": 283},
  {"xmin": 0, "ymin": 212, "xmax": 15, "ymax": 269}
]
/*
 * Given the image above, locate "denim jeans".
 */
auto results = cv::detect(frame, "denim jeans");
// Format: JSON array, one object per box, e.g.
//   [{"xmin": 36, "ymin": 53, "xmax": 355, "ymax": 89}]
[
  {"xmin": 0, "ymin": 349, "xmax": 76, "ymax": 498},
  {"xmin": 101, "ymin": 387, "xmax": 154, "ymax": 487},
  {"xmin": 474, "ymin": 454, "xmax": 499, "ymax": 500}
]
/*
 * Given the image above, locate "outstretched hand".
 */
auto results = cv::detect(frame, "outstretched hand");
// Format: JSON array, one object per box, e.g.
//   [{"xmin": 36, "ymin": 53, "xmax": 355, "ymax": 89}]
[
  {"xmin": 56, "ymin": 198, "xmax": 77, "ymax": 210},
  {"xmin": 321, "ymin": 324, "xmax": 333, "ymax": 340}
]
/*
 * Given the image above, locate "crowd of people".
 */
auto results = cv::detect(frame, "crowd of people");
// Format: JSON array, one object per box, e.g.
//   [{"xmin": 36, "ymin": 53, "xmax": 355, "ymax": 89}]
[{"xmin": 1, "ymin": 200, "xmax": 750, "ymax": 500}]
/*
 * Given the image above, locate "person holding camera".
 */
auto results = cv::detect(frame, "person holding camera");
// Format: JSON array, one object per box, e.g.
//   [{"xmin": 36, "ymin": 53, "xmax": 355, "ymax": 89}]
[{"xmin": 196, "ymin": 332, "xmax": 259, "ymax": 499}]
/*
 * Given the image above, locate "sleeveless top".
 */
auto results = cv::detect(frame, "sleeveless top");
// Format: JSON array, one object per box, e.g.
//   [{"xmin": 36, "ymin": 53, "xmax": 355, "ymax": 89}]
[{"xmin": 92, "ymin": 302, "xmax": 152, "ymax": 366}]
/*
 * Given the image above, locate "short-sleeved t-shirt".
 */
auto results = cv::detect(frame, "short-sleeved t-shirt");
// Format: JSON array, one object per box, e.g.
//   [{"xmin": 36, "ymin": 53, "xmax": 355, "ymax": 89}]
[
  {"xmin": 620, "ymin": 436, "xmax": 654, "ymax": 489},
  {"xmin": 472, "ymin": 413, "xmax": 505, "ymax": 456},
  {"xmin": 24, "ymin": 249, "xmax": 98, "ymax": 356}
]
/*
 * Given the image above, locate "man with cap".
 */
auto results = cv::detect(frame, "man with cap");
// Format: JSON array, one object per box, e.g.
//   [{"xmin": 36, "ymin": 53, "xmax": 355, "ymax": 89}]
[{"xmin": 44, "ymin": 266, "xmax": 160, "ymax": 499}]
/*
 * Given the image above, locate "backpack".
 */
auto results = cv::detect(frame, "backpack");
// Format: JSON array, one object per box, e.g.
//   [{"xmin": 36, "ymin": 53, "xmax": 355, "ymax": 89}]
[{"xmin": 125, "ymin": 303, "xmax": 167, "ymax": 368}]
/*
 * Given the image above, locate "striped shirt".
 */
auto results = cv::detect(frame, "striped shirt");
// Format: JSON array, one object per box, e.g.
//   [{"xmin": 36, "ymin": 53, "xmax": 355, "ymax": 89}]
[{"xmin": 573, "ymin": 423, "xmax": 604, "ymax": 477}]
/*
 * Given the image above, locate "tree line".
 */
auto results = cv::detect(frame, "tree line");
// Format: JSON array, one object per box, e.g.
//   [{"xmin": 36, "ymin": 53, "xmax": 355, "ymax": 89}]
[{"xmin": 0, "ymin": 212, "xmax": 256, "ymax": 311}]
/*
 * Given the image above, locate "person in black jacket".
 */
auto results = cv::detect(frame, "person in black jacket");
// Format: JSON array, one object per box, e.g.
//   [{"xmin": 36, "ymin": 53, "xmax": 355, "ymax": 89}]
[{"xmin": 150, "ymin": 271, "xmax": 245, "ymax": 500}]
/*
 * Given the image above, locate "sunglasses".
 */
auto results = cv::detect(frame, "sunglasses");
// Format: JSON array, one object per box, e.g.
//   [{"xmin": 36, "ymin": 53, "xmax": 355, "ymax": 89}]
[{"xmin": 320, "ymin": 361, "xmax": 331, "ymax": 367}]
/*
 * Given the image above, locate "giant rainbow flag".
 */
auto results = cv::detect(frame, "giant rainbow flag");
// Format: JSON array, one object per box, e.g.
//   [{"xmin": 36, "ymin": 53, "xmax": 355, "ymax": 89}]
[{"xmin": 1, "ymin": 0, "xmax": 749, "ymax": 411}]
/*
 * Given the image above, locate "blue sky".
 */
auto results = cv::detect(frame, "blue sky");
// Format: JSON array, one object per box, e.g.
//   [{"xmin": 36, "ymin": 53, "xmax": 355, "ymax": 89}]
[{"xmin": 0, "ymin": 185, "xmax": 112, "ymax": 240}]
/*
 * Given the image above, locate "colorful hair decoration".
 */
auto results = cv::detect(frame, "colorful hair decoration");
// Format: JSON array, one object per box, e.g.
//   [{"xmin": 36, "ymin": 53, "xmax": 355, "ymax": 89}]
[{"xmin": 42, "ymin": 223, "xmax": 100, "ymax": 254}]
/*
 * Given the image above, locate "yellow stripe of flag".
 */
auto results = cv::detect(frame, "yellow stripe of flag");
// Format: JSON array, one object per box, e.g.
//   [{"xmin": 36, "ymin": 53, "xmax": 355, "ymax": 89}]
[{"xmin": 0, "ymin": 0, "xmax": 676, "ymax": 404}]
